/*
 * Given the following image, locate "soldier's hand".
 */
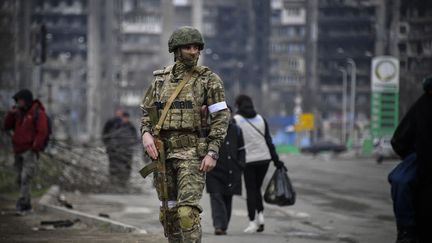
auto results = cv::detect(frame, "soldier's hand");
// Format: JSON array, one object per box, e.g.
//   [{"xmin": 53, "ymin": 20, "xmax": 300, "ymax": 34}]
[
  {"xmin": 200, "ymin": 155, "xmax": 216, "ymax": 172},
  {"xmin": 142, "ymin": 132, "xmax": 158, "ymax": 160}
]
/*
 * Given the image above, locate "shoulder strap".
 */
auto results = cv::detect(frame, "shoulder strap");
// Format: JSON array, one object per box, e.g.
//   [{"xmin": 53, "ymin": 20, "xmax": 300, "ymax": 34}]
[
  {"xmin": 241, "ymin": 115, "xmax": 265, "ymax": 138},
  {"xmin": 153, "ymin": 69, "xmax": 194, "ymax": 136}
]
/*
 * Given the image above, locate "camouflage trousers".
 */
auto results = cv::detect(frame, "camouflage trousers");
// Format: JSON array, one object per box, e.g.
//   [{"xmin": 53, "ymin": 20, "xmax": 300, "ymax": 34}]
[
  {"xmin": 14, "ymin": 151, "xmax": 38, "ymax": 210},
  {"xmin": 153, "ymin": 158, "xmax": 205, "ymax": 243}
]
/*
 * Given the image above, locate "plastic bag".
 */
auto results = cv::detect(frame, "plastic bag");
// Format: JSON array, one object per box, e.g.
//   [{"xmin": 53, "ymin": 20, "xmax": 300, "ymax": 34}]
[{"xmin": 264, "ymin": 167, "xmax": 296, "ymax": 206}]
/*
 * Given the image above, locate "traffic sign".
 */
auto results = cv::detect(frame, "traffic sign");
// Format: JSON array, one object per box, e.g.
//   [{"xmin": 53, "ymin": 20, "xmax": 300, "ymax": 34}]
[{"xmin": 294, "ymin": 113, "xmax": 314, "ymax": 132}]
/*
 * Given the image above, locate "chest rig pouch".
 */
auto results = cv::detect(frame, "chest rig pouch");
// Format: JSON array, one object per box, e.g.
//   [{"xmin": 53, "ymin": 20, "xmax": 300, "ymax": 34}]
[{"xmin": 154, "ymin": 66, "xmax": 211, "ymax": 132}]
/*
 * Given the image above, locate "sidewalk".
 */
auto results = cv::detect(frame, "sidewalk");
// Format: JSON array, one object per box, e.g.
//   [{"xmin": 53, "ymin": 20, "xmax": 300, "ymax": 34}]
[{"xmin": 0, "ymin": 195, "xmax": 165, "ymax": 243}]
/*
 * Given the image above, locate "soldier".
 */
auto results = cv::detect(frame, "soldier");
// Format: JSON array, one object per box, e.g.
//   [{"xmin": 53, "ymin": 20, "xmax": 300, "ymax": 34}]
[{"xmin": 140, "ymin": 26, "xmax": 229, "ymax": 242}]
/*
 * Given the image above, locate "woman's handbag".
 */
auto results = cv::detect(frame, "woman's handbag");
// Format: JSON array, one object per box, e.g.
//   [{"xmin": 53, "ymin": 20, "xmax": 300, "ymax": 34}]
[{"xmin": 264, "ymin": 167, "xmax": 296, "ymax": 206}]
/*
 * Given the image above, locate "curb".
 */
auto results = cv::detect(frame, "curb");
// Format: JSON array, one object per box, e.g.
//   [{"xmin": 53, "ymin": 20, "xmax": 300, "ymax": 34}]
[{"xmin": 38, "ymin": 185, "xmax": 147, "ymax": 234}]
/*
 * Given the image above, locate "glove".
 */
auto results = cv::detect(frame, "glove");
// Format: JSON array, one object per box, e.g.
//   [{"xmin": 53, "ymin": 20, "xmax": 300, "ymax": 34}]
[{"xmin": 274, "ymin": 160, "xmax": 287, "ymax": 171}]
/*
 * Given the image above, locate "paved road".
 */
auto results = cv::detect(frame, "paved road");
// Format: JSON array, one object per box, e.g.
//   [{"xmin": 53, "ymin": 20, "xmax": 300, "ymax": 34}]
[
  {"xmin": 285, "ymin": 154, "xmax": 397, "ymax": 243},
  {"xmin": 65, "ymin": 154, "xmax": 398, "ymax": 243}
]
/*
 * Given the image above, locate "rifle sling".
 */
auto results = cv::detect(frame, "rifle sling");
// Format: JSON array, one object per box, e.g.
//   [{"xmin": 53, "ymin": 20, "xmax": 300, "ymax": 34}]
[{"xmin": 154, "ymin": 69, "xmax": 194, "ymax": 137}]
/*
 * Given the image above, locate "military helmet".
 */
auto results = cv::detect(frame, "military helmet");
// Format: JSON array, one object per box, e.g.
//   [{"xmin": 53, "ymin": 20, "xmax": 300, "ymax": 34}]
[
  {"xmin": 168, "ymin": 26, "xmax": 204, "ymax": 53},
  {"xmin": 423, "ymin": 75, "xmax": 432, "ymax": 93}
]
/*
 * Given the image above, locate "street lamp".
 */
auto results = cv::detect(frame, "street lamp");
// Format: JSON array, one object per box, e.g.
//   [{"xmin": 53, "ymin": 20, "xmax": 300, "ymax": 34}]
[
  {"xmin": 346, "ymin": 58, "xmax": 356, "ymax": 148},
  {"xmin": 338, "ymin": 67, "xmax": 348, "ymax": 144}
]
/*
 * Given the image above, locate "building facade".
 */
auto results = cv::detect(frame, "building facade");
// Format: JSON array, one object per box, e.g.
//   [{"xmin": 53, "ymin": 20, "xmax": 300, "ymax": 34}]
[
  {"xmin": 389, "ymin": 0, "xmax": 432, "ymax": 116},
  {"xmin": 0, "ymin": 0, "xmax": 33, "ymax": 111},
  {"xmin": 30, "ymin": 0, "xmax": 122, "ymax": 140},
  {"xmin": 309, "ymin": 0, "xmax": 380, "ymax": 141},
  {"xmin": 269, "ymin": 0, "xmax": 307, "ymax": 116},
  {"xmin": 120, "ymin": 0, "xmax": 163, "ymax": 119}
]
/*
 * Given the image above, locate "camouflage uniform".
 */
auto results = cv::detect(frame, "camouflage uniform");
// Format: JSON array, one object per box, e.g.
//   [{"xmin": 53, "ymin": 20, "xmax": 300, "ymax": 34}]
[{"xmin": 140, "ymin": 27, "xmax": 229, "ymax": 242}]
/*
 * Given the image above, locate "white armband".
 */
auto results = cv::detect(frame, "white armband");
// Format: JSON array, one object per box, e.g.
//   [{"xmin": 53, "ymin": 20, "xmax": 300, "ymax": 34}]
[{"xmin": 208, "ymin": 101, "xmax": 228, "ymax": 113}]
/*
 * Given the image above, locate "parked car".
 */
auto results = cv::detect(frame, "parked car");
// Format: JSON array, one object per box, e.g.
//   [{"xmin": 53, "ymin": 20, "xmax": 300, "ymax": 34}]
[
  {"xmin": 300, "ymin": 141, "xmax": 347, "ymax": 155},
  {"xmin": 373, "ymin": 137, "xmax": 398, "ymax": 163}
]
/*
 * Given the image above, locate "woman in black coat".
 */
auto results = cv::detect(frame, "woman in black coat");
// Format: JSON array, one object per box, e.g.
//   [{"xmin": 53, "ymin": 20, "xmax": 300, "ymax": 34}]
[{"xmin": 206, "ymin": 107, "xmax": 246, "ymax": 235}]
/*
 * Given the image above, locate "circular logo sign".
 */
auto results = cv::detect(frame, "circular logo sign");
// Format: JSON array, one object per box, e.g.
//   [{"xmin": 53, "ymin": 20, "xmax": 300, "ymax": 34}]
[{"xmin": 375, "ymin": 60, "xmax": 397, "ymax": 82}]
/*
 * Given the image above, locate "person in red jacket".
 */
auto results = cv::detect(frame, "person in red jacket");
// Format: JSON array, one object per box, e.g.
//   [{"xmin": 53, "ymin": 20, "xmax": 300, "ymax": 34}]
[{"xmin": 3, "ymin": 89, "xmax": 48, "ymax": 215}]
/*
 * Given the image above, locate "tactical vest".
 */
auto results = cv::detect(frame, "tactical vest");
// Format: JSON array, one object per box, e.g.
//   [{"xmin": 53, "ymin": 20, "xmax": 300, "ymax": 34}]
[{"xmin": 152, "ymin": 65, "xmax": 211, "ymax": 132}]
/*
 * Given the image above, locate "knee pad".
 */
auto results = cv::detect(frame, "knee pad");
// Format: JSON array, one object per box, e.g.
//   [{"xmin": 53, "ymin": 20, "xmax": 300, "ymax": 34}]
[{"xmin": 177, "ymin": 206, "xmax": 199, "ymax": 230}]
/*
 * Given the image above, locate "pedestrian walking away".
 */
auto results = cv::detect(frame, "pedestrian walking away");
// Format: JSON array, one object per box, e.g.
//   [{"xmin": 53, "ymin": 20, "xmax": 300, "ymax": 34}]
[
  {"xmin": 233, "ymin": 94, "xmax": 285, "ymax": 233},
  {"xmin": 3, "ymin": 89, "xmax": 49, "ymax": 215},
  {"xmin": 206, "ymin": 106, "xmax": 245, "ymax": 235},
  {"xmin": 140, "ymin": 26, "xmax": 229, "ymax": 242},
  {"xmin": 391, "ymin": 75, "xmax": 432, "ymax": 243}
]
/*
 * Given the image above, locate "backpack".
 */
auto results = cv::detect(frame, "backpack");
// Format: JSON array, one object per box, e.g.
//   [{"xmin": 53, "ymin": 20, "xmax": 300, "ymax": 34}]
[{"xmin": 32, "ymin": 107, "xmax": 52, "ymax": 150}]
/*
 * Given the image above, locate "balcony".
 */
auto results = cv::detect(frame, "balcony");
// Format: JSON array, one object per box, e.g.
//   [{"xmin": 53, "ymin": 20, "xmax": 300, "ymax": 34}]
[
  {"xmin": 319, "ymin": 84, "xmax": 369, "ymax": 93},
  {"xmin": 406, "ymin": 16, "xmax": 432, "ymax": 24},
  {"xmin": 33, "ymin": 1, "xmax": 88, "ymax": 16},
  {"xmin": 47, "ymin": 26, "xmax": 87, "ymax": 35},
  {"xmin": 406, "ymin": 32, "xmax": 432, "ymax": 41},
  {"xmin": 49, "ymin": 42, "xmax": 87, "ymax": 53},
  {"xmin": 33, "ymin": 9, "xmax": 87, "ymax": 17},
  {"xmin": 121, "ymin": 43, "xmax": 160, "ymax": 53},
  {"xmin": 319, "ymin": 14, "xmax": 374, "ymax": 25},
  {"xmin": 270, "ymin": 35, "xmax": 306, "ymax": 43},
  {"xmin": 122, "ymin": 22, "xmax": 162, "ymax": 34},
  {"xmin": 318, "ymin": 33, "xmax": 375, "ymax": 44}
]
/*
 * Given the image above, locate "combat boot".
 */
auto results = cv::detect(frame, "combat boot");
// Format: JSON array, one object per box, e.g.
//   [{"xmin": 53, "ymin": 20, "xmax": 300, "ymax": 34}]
[{"xmin": 167, "ymin": 231, "xmax": 183, "ymax": 243}]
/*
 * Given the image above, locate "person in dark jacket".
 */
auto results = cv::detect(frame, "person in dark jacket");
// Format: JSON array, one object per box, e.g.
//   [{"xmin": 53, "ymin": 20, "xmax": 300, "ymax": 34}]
[
  {"xmin": 102, "ymin": 109, "xmax": 123, "ymax": 147},
  {"xmin": 3, "ymin": 89, "xmax": 48, "ymax": 214},
  {"xmin": 233, "ymin": 95, "xmax": 285, "ymax": 233},
  {"xmin": 111, "ymin": 112, "xmax": 138, "ymax": 187},
  {"xmin": 102, "ymin": 110, "xmax": 123, "ymax": 186},
  {"xmin": 206, "ymin": 106, "xmax": 245, "ymax": 235},
  {"xmin": 391, "ymin": 76, "xmax": 432, "ymax": 243}
]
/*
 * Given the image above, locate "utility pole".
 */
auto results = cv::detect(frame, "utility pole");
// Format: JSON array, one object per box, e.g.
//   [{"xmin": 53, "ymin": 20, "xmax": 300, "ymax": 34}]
[
  {"xmin": 294, "ymin": 95, "xmax": 302, "ymax": 147},
  {"xmin": 346, "ymin": 58, "xmax": 356, "ymax": 148},
  {"xmin": 87, "ymin": 0, "xmax": 101, "ymax": 141},
  {"xmin": 306, "ymin": 0, "xmax": 319, "ymax": 142},
  {"xmin": 31, "ymin": 23, "xmax": 47, "ymax": 98},
  {"xmin": 338, "ymin": 67, "xmax": 348, "ymax": 144},
  {"xmin": 161, "ymin": 0, "xmax": 174, "ymax": 66}
]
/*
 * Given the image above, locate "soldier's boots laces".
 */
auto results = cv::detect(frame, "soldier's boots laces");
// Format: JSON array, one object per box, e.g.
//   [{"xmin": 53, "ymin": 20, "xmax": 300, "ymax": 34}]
[{"xmin": 396, "ymin": 226, "xmax": 418, "ymax": 243}]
